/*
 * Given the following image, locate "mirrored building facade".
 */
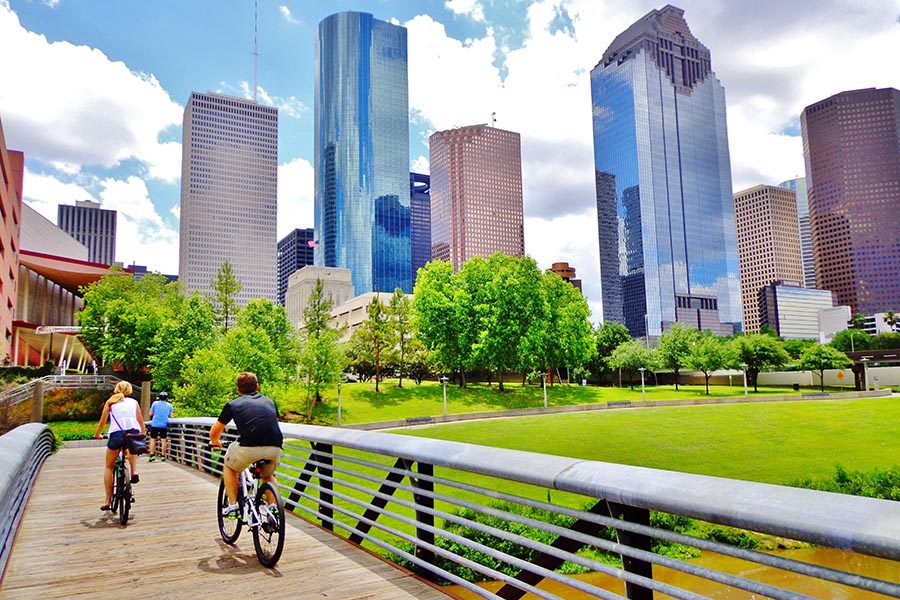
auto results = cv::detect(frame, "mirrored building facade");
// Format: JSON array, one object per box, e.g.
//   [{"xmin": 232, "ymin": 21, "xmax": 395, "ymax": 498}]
[
  {"xmin": 591, "ymin": 5, "xmax": 741, "ymax": 337},
  {"xmin": 314, "ymin": 12, "xmax": 411, "ymax": 295}
]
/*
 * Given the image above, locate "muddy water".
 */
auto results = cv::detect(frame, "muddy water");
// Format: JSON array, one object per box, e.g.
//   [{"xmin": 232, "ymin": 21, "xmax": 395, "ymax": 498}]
[{"xmin": 446, "ymin": 548, "xmax": 899, "ymax": 599}]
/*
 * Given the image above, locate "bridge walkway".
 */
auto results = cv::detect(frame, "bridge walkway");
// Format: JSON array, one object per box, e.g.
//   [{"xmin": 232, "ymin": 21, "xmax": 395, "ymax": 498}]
[{"xmin": 0, "ymin": 447, "xmax": 449, "ymax": 599}]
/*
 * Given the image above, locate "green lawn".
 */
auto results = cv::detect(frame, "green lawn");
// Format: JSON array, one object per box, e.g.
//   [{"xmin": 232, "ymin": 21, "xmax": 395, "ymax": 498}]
[
  {"xmin": 286, "ymin": 378, "xmax": 851, "ymax": 426},
  {"xmin": 47, "ymin": 420, "xmax": 97, "ymax": 441}
]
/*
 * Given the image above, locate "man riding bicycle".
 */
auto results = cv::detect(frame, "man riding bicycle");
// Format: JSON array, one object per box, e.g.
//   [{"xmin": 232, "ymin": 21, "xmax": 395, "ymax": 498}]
[{"xmin": 210, "ymin": 372, "xmax": 283, "ymax": 517}]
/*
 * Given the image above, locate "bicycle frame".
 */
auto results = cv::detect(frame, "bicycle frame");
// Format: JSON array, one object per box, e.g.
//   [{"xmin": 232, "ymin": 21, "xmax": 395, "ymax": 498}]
[{"xmin": 237, "ymin": 467, "xmax": 266, "ymax": 529}]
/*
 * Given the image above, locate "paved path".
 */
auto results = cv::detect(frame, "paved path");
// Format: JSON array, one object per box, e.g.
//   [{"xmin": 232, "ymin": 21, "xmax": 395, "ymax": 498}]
[{"xmin": 0, "ymin": 448, "xmax": 449, "ymax": 599}]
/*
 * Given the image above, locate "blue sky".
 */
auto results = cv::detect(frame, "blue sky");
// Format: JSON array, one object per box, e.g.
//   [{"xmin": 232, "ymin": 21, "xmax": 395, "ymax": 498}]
[{"xmin": 1, "ymin": 0, "xmax": 897, "ymax": 318}]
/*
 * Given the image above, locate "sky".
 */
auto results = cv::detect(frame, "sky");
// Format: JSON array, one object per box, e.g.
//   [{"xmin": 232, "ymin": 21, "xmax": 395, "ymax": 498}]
[{"xmin": 0, "ymin": 0, "xmax": 898, "ymax": 320}]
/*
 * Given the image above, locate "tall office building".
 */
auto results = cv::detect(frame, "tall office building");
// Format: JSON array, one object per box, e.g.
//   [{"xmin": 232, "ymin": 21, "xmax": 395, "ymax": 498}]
[
  {"xmin": 591, "ymin": 5, "xmax": 741, "ymax": 337},
  {"xmin": 733, "ymin": 185, "xmax": 805, "ymax": 333},
  {"xmin": 409, "ymin": 172, "xmax": 430, "ymax": 287},
  {"xmin": 0, "ymin": 118, "xmax": 23, "ymax": 358},
  {"xmin": 57, "ymin": 200, "xmax": 116, "ymax": 265},
  {"xmin": 430, "ymin": 124, "xmax": 524, "ymax": 270},
  {"xmin": 801, "ymin": 87, "xmax": 900, "ymax": 314},
  {"xmin": 778, "ymin": 178, "xmax": 815, "ymax": 289},
  {"xmin": 277, "ymin": 228, "xmax": 314, "ymax": 306},
  {"xmin": 179, "ymin": 92, "xmax": 278, "ymax": 305},
  {"xmin": 315, "ymin": 12, "xmax": 411, "ymax": 295}
]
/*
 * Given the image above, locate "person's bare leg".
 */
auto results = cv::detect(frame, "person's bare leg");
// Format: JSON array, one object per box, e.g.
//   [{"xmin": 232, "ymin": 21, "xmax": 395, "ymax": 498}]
[
  {"xmin": 223, "ymin": 466, "xmax": 239, "ymax": 504},
  {"xmin": 263, "ymin": 472, "xmax": 279, "ymax": 504},
  {"xmin": 148, "ymin": 437, "xmax": 157, "ymax": 456},
  {"xmin": 103, "ymin": 450, "xmax": 117, "ymax": 506},
  {"xmin": 161, "ymin": 438, "xmax": 168, "ymax": 458},
  {"xmin": 127, "ymin": 452, "xmax": 138, "ymax": 479}
]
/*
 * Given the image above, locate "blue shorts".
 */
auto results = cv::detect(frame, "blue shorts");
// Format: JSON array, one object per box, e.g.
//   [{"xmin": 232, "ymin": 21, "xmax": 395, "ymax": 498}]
[{"xmin": 107, "ymin": 429, "xmax": 140, "ymax": 450}]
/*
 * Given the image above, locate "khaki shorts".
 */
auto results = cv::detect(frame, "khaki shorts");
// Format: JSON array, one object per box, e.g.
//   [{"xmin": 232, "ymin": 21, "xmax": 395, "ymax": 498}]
[{"xmin": 224, "ymin": 442, "xmax": 282, "ymax": 477}]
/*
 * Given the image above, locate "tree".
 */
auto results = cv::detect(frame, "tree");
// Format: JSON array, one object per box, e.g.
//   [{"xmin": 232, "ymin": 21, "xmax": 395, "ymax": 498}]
[
  {"xmin": 298, "ymin": 279, "xmax": 344, "ymax": 408},
  {"xmin": 219, "ymin": 326, "xmax": 285, "ymax": 387},
  {"xmin": 150, "ymin": 293, "xmax": 218, "ymax": 392},
  {"xmin": 606, "ymin": 341, "xmax": 657, "ymax": 390},
  {"xmin": 873, "ymin": 332, "xmax": 900, "ymax": 350},
  {"xmin": 538, "ymin": 272, "xmax": 594, "ymax": 385},
  {"xmin": 830, "ymin": 329, "xmax": 873, "ymax": 353},
  {"xmin": 850, "ymin": 313, "xmax": 867, "ymax": 330},
  {"xmin": 360, "ymin": 295, "xmax": 389, "ymax": 392},
  {"xmin": 687, "ymin": 334, "xmax": 731, "ymax": 395},
  {"xmin": 212, "ymin": 261, "xmax": 242, "ymax": 332},
  {"xmin": 657, "ymin": 324, "xmax": 698, "ymax": 390},
  {"xmin": 592, "ymin": 322, "xmax": 632, "ymax": 381},
  {"xmin": 759, "ymin": 324, "xmax": 780, "ymax": 338},
  {"xmin": 237, "ymin": 298, "xmax": 299, "ymax": 368},
  {"xmin": 413, "ymin": 260, "xmax": 476, "ymax": 387},
  {"xmin": 78, "ymin": 272, "xmax": 174, "ymax": 378},
  {"xmin": 174, "ymin": 346, "xmax": 236, "ymax": 416},
  {"xmin": 783, "ymin": 338, "xmax": 816, "ymax": 360},
  {"xmin": 798, "ymin": 344, "xmax": 852, "ymax": 391},
  {"xmin": 406, "ymin": 337, "xmax": 434, "ymax": 385},
  {"xmin": 346, "ymin": 327, "xmax": 376, "ymax": 381},
  {"xmin": 884, "ymin": 311, "xmax": 898, "ymax": 331},
  {"xmin": 387, "ymin": 288, "xmax": 413, "ymax": 388},
  {"xmin": 731, "ymin": 334, "xmax": 790, "ymax": 392}
]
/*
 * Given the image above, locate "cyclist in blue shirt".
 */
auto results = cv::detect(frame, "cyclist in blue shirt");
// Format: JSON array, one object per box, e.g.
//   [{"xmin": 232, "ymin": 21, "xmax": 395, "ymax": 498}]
[{"xmin": 148, "ymin": 391, "xmax": 174, "ymax": 462}]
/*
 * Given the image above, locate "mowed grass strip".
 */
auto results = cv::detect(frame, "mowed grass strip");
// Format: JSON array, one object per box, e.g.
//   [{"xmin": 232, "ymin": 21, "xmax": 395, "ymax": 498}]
[
  {"xmin": 296, "ymin": 379, "xmax": 848, "ymax": 426},
  {"xmin": 394, "ymin": 396, "xmax": 900, "ymax": 485}
]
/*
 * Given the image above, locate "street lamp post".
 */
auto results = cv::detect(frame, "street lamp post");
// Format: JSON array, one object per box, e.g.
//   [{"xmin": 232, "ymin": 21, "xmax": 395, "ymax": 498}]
[
  {"xmin": 337, "ymin": 380, "xmax": 342, "ymax": 426},
  {"xmin": 440, "ymin": 376, "xmax": 449, "ymax": 416},
  {"xmin": 542, "ymin": 372, "xmax": 548, "ymax": 408},
  {"xmin": 740, "ymin": 362, "xmax": 748, "ymax": 397},
  {"xmin": 638, "ymin": 367, "xmax": 646, "ymax": 403}
]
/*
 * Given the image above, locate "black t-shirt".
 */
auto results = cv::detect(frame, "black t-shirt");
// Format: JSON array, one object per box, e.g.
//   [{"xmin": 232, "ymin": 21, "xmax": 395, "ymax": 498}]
[{"xmin": 217, "ymin": 393, "xmax": 283, "ymax": 447}]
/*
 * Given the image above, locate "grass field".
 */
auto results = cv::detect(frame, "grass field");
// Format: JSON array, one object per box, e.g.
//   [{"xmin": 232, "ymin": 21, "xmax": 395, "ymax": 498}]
[{"xmin": 285, "ymin": 378, "xmax": 850, "ymax": 426}]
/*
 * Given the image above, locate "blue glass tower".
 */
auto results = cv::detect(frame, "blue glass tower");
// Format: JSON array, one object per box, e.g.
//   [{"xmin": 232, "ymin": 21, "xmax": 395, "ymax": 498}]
[
  {"xmin": 591, "ymin": 5, "xmax": 741, "ymax": 337},
  {"xmin": 314, "ymin": 12, "xmax": 411, "ymax": 295},
  {"xmin": 409, "ymin": 172, "xmax": 430, "ymax": 287}
]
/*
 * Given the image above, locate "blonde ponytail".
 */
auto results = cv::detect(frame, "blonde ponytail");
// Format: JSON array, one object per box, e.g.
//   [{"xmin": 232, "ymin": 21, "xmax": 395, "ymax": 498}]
[{"xmin": 108, "ymin": 381, "xmax": 133, "ymax": 404}]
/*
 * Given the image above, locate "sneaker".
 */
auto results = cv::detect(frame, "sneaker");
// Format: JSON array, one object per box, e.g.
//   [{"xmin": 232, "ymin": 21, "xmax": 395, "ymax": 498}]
[
  {"xmin": 148, "ymin": 456, "xmax": 156, "ymax": 462},
  {"xmin": 160, "ymin": 456, "xmax": 167, "ymax": 462},
  {"xmin": 222, "ymin": 502, "xmax": 241, "ymax": 518}
]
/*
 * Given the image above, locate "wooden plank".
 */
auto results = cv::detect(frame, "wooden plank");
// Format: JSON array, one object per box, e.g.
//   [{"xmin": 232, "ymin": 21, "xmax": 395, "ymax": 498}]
[{"xmin": 0, "ymin": 448, "xmax": 449, "ymax": 599}]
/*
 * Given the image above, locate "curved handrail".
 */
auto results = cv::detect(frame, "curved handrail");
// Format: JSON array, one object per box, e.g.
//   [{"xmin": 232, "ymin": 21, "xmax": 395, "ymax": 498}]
[
  {"xmin": 0, "ymin": 423, "xmax": 55, "ymax": 582},
  {"xmin": 0, "ymin": 375, "xmax": 126, "ymax": 408}
]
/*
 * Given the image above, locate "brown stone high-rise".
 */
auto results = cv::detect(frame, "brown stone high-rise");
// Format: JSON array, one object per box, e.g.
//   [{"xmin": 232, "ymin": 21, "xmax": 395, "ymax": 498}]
[
  {"xmin": 429, "ymin": 124, "xmax": 524, "ymax": 270},
  {"xmin": 0, "ymin": 116, "xmax": 23, "ymax": 360},
  {"xmin": 801, "ymin": 87, "xmax": 900, "ymax": 314},
  {"xmin": 733, "ymin": 185, "xmax": 805, "ymax": 333}
]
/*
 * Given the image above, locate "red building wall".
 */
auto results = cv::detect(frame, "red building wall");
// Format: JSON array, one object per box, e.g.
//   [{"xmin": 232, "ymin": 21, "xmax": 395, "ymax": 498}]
[{"xmin": 0, "ymin": 118, "xmax": 23, "ymax": 361}]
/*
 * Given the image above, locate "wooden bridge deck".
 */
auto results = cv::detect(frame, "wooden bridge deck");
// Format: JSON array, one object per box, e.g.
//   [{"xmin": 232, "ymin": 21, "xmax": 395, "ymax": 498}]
[{"xmin": 0, "ymin": 447, "xmax": 449, "ymax": 599}]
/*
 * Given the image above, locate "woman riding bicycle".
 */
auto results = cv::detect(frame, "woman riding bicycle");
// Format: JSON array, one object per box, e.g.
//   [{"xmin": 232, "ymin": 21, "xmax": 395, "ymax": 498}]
[{"xmin": 93, "ymin": 380, "xmax": 145, "ymax": 511}]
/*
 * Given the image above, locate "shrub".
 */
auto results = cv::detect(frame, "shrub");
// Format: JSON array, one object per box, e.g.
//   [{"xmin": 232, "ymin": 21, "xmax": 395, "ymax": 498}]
[
  {"xmin": 792, "ymin": 465, "xmax": 900, "ymax": 501},
  {"xmin": 0, "ymin": 362, "xmax": 55, "ymax": 382},
  {"xmin": 42, "ymin": 388, "xmax": 110, "ymax": 422}
]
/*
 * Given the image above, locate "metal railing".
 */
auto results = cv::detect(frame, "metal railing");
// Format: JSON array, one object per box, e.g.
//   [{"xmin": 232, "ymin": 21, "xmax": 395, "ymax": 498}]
[
  {"xmin": 167, "ymin": 418, "xmax": 900, "ymax": 599},
  {"xmin": 0, "ymin": 375, "xmax": 124, "ymax": 408},
  {"xmin": 0, "ymin": 423, "xmax": 55, "ymax": 581}
]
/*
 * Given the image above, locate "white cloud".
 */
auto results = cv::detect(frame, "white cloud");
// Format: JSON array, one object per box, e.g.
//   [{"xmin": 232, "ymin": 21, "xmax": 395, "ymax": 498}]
[
  {"xmin": 237, "ymin": 81, "xmax": 308, "ymax": 119},
  {"xmin": 445, "ymin": 0, "xmax": 485, "ymax": 22},
  {"xmin": 277, "ymin": 157, "xmax": 314, "ymax": 239},
  {"xmin": 170, "ymin": 205, "xmax": 180, "ymax": 220},
  {"xmin": 0, "ymin": 4, "xmax": 183, "ymax": 182},
  {"xmin": 411, "ymin": 155, "xmax": 430, "ymax": 174},
  {"xmin": 20, "ymin": 167, "xmax": 93, "ymax": 222},
  {"xmin": 279, "ymin": 6, "xmax": 299, "ymax": 25},
  {"xmin": 42, "ymin": 0, "xmax": 60, "ymax": 7}
]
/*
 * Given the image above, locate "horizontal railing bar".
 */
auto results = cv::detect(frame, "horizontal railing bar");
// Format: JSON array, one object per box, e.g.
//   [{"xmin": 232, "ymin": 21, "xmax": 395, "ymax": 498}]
[
  {"xmin": 287, "ymin": 459, "xmax": 806, "ymax": 600},
  {"xmin": 296, "ymin": 443, "xmax": 900, "ymax": 596}
]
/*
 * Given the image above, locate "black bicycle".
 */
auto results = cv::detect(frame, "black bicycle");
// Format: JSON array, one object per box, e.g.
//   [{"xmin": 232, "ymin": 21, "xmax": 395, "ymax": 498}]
[
  {"xmin": 214, "ymin": 443, "xmax": 285, "ymax": 568},
  {"xmin": 103, "ymin": 436, "xmax": 134, "ymax": 526}
]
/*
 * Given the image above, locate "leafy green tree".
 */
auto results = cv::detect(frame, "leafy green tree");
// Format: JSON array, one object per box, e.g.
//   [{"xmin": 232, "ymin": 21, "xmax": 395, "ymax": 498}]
[
  {"xmin": 783, "ymin": 338, "xmax": 816, "ymax": 360},
  {"xmin": 406, "ymin": 337, "xmax": 434, "ymax": 385},
  {"xmin": 873, "ymin": 332, "xmax": 900, "ymax": 350},
  {"xmin": 606, "ymin": 341, "xmax": 657, "ymax": 390},
  {"xmin": 759, "ymin": 324, "xmax": 780, "ymax": 338},
  {"xmin": 174, "ymin": 346, "xmax": 236, "ymax": 416},
  {"xmin": 413, "ymin": 260, "xmax": 475, "ymax": 387},
  {"xmin": 219, "ymin": 326, "xmax": 285, "ymax": 386},
  {"xmin": 78, "ymin": 272, "xmax": 173, "ymax": 378},
  {"xmin": 212, "ymin": 261, "xmax": 242, "ymax": 332},
  {"xmin": 592, "ymin": 321, "xmax": 632, "ymax": 380},
  {"xmin": 884, "ymin": 311, "xmax": 898, "ymax": 330},
  {"xmin": 687, "ymin": 334, "xmax": 732, "ymax": 395},
  {"xmin": 850, "ymin": 313, "xmax": 867, "ymax": 330},
  {"xmin": 798, "ymin": 344, "xmax": 852, "ymax": 391},
  {"xmin": 830, "ymin": 329, "xmax": 873, "ymax": 353},
  {"xmin": 538, "ymin": 272, "xmax": 594, "ymax": 384},
  {"xmin": 387, "ymin": 288, "xmax": 413, "ymax": 388},
  {"xmin": 150, "ymin": 293, "xmax": 218, "ymax": 392},
  {"xmin": 731, "ymin": 334, "xmax": 790, "ymax": 392},
  {"xmin": 657, "ymin": 324, "xmax": 698, "ymax": 390},
  {"xmin": 298, "ymin": 279, "xmax": 344, "ymax": 408},
  {"xmin": 361, "ymin": 295, "xmax": 390, "ymax": 392},
  {"xmin": 346, "ymin": 326, "xmax": 376, "ymax": 382},
  {"xmin": 237, "ymin": 298, "xmax": 299, "ymax": 368}
]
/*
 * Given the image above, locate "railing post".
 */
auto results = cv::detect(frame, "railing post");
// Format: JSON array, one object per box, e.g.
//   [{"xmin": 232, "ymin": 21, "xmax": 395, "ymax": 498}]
[
  {"xmin": 412, "ymin": 462, "xmax": 436, "ymax": 580},
  {"xmin": 317, "ymin": 442, "xmax": 333, "ymax": 530},
  {"xmin": 30, "ymin": 381, "xmax": 43, "ymax": 423},
  {"xmin": 607, "ymin": 502, "xmax": 654, "ymax": 600}
]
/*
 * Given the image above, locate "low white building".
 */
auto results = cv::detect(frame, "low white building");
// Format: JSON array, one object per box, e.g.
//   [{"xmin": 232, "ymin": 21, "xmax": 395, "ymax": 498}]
[
  {"xmin": 330, "ymin": 292, "xmax": 409, "ymax": 340},
  {"xmin": 818, "ymin": 305, "xmax": 851, "ymax": 343},
  {"xmin": 285, "ymin": 266, "xmax": 354, "ymax": 329}
]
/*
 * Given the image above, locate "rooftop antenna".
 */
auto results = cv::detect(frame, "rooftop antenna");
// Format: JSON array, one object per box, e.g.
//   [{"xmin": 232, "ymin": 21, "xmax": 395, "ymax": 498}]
[
  {"xmin": 252, "ymin": 0, "xmax": 258, "ymax": 102},
  {"xmin": 491, "ymin": 112, "xmax": 496, "ymax": 127}
]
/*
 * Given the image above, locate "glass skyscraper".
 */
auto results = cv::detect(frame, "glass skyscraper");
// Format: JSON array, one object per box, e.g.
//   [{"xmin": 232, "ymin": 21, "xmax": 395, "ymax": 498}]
[
  {"xmin": 591, "ymin": 5, "xmax": 741, "ymax": 337},
  {"xmin": 409, "ymin": 172, "xmax": 431, "ymax": 287},
  {"xmin": 314, "ymin": 12, "xmax": 411, "ymax": 295}
]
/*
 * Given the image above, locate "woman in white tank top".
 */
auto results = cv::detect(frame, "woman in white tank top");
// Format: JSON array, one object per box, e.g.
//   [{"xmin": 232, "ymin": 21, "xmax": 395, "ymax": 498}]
[{"xmin": 93, "ymin": 381, "xmax": 145, "ymax": 511}]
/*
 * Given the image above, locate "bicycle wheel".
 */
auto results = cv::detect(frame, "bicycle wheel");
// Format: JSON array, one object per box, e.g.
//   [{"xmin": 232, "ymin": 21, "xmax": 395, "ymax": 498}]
[
  {"xmin": 110, "ymin": 463, "xmax": 123, "ymax": 514},
  {"xmin": 217, "ymin": 479, "xmax": 242, "ymax": 544},
  {"xmin": 252, "ymin": 482, "xmax": 285, "ymax": 568},
  {"xmin": 119, "ymin": 480, "xmax": 131, "ymax": 526}
]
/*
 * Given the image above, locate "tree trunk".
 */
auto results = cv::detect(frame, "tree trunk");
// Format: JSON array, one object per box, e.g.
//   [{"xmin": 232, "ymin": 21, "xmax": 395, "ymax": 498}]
[
  {"xmin": 498, "ymin": 370, "xmax": 504, "ymax": 392},
  {"xmin": 674, "ymin": 368, "xmax": 680, "ymax": 390},
  {"xmin": 375, "ymin": 342, "xmax": 381, "ymax": 393},
  {"xmin": 819, "ymin": 370, "xmax": 825, "ymax": 392},
  {"xmin": 629, "ymin": 371, "xmax": 634, "ymax": 390},
  {"xmin": 459, "ymin": 369, "xmax": 466, "ymax": 388},
  {"xmin": 705, "ymin": 373, "xmax": 710, "ymax": 395},
  {"xmin": 398, "ymin": 339, "xmax": 404, "ymax": 389},
  {"xmin": 750, "ymin": 368, "xmax": 760, "ymax": 393}
]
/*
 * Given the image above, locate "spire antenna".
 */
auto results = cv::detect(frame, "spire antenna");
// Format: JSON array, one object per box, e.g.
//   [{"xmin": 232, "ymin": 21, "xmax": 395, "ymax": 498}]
[{"xmin": 252, "ymin": 0, "xmax": 258, "ymax": 102}]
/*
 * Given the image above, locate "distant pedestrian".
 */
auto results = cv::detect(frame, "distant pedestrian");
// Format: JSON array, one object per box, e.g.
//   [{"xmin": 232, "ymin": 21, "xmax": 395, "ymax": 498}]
[
  {"xmin": 148, "ymin": 392, "xmax": 174, "ymax": 462},
  {"xmin": 90, "ymin": 360, "xmax": 98, "ymax": 375}
]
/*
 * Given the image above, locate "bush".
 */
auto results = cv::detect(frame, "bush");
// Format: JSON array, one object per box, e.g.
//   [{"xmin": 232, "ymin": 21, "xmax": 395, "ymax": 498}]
[
  {"xmin": 0, "ymin": 362, "xmax": 55, "ymax": 382},
  {"xmin": 792, "ymin": 465, "xmax": 900, "ymax": 501}
]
